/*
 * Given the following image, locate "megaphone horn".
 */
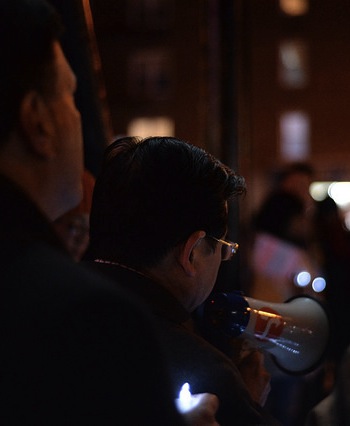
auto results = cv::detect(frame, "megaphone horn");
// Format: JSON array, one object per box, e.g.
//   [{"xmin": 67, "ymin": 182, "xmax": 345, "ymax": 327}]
[{"xmin": 203, "ymin": 292, "xmax": 330, "ymax": 375}]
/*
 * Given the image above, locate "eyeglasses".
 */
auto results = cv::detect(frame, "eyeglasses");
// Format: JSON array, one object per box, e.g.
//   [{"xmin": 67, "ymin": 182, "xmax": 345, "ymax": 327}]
[{"xmin": 207, "ymin": 236, "xmax": 239, "ymax": 261}]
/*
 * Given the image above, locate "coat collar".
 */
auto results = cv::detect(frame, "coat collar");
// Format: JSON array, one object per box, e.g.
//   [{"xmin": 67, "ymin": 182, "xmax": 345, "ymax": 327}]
[{"xmin": 85, "ymin": 260, "xmax": 191, "ymax": 325}]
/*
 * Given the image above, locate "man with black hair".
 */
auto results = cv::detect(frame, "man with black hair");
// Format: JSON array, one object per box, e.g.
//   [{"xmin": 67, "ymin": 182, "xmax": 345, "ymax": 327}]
[
  {"xmin": 0, "ymin": 1, "xmax": 218, "ymax": 424},
  {"xmin": 85, "ymin": 136, "xmax": 277, "ymax": 426}
]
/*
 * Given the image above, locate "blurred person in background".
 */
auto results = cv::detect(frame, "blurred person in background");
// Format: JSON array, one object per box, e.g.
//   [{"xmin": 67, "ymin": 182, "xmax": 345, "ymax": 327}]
[
  {"xmin": 249, "ymin": 190, "xmax": 321, "ymax": 303},
  {"xmin": 246, "ymin": 188, "xmax": 325, "ymax": 426},
  {"xmin": 306, "ymin": 344, "xmax": 350, "ymax": 426},
  {"xmin": 312, "ymin": 196, "xmax": 350, "ymax": 391},
  {"xmin": 272, "ymin": 161, "xmax": 315, "ymax": 214}
]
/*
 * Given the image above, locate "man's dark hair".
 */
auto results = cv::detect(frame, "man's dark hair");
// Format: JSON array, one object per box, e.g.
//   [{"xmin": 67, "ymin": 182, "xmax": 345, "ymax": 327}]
[
  {"xmin": 0, "ymin": 0, "xmax": 63, "ymax": 143},
  {"xmin": 86, "ymin": 136, "xmax": 246, "ymax": 269}
]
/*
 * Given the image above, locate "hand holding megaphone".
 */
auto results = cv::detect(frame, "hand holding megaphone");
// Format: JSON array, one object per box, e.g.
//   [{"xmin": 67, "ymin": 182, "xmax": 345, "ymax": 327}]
[{"xmin": 203, "ymin": 292, "xmax": 330, "ymax": 374}]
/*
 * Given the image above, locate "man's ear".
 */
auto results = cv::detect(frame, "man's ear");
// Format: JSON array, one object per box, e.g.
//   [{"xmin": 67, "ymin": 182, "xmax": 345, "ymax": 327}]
[
  {"xmin": 178, "ymin": 230, "xmax": 206, "ymax": 277},
  {"xmin": 19, "ymin": 91, "xmax": 56, "ymax": 159}
]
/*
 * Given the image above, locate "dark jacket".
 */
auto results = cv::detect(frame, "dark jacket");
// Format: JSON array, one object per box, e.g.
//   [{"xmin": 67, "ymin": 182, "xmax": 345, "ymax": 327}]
[
  {"xmin": 0, "ymin": 175, "xmax": 184, "ymax": 425},
  {"xmin": 87, "ymin": 260, "xmax": 280, "ymax": 426}
]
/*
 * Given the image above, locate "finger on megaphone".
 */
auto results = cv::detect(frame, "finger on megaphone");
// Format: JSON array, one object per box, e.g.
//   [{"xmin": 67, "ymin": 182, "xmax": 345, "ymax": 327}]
[{"xmin": 237, "ymin": 349, "xmax": 271, "ymax": 406}]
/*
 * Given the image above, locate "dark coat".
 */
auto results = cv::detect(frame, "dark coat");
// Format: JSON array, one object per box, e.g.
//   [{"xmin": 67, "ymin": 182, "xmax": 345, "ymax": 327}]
[
  {"xmin": 0, "ymin": 176, "xmax": 184, "ymax": 425},
  {"xmin": 87, "ymin": 260, "xmax": 280, "ymax": 426}
]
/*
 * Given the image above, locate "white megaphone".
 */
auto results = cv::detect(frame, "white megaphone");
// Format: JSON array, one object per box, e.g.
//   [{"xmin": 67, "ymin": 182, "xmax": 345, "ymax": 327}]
[{"xmin": 203, "ymin": 292, "xmax": 330, "ymax": 374}]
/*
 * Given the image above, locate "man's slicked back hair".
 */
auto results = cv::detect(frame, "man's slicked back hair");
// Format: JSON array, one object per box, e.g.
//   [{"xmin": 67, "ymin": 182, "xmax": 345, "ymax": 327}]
[{"xmin": 87, "ymin": 136, "xmax": 246, "ymax": 269}]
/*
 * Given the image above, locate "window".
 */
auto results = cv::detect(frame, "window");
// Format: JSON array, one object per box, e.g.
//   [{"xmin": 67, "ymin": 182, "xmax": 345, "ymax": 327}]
[
  {"xmin": 278, "ymin": 40, "xmax": 309, "ymax": 89},
  {"xmin": 127, "ymin": 116, "xmax": 175, "ymax": 137},
  {"xmin": 279, "ymin": 111, "xmax": 310, "ymax": 161},
  {"xmin": 279, "ymin": 0, "xmax": 309, "ymax": 16}
]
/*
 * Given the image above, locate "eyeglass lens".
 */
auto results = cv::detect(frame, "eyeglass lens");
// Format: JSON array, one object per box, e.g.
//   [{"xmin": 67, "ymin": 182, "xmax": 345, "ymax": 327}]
[{"xmin": 222, "ymin": 244, "xmax": 231, "ymax": 261}]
